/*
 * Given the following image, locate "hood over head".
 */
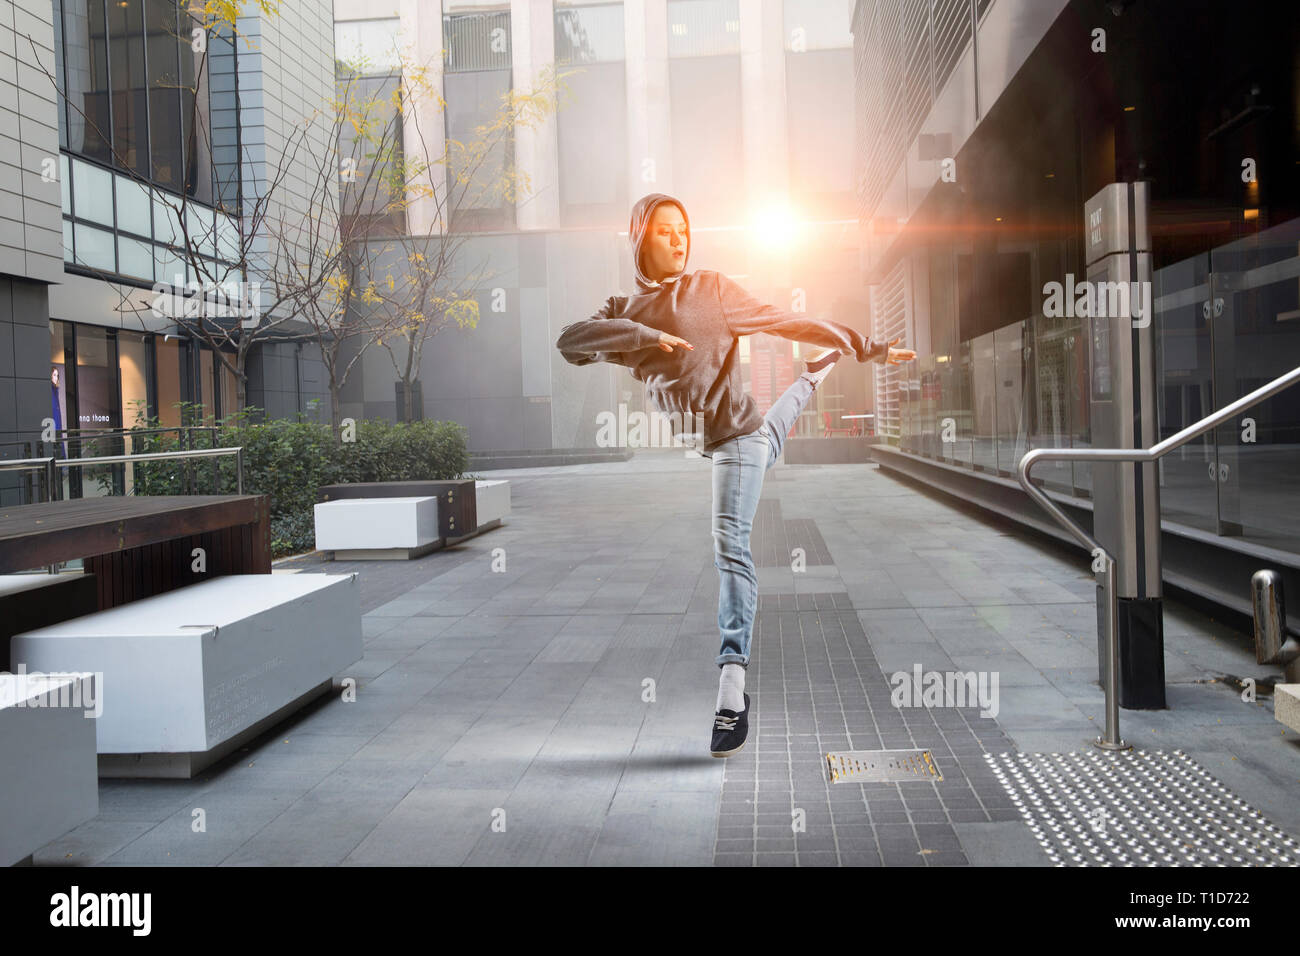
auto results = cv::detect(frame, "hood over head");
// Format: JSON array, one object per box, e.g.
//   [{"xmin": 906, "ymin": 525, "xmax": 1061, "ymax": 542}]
[{"xmin": 629, "ymin": 193, "xmax": 691, "ymax": 293}]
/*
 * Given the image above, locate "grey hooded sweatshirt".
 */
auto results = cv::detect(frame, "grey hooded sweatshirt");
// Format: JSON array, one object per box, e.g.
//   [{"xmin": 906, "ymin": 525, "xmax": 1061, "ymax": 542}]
[{"xmin": 556, "ymin": 192, "xmax": 889, "ymax": 455}]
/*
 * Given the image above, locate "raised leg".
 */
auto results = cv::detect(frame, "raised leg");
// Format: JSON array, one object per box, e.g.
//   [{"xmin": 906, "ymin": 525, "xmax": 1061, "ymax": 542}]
[{"xmin": 759, "ymin": 373, "xmax": 818, "ymax": 468}]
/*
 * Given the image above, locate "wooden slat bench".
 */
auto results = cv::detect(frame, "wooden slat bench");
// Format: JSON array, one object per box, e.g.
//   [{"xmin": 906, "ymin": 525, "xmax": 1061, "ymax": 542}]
[{"xmin": 0, "ymin": 495, "xmax": 271, "ymax": 610}]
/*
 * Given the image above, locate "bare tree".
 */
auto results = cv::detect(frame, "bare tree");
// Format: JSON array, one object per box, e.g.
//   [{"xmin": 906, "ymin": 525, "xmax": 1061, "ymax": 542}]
[
  {"xmin": 338, "ymin": 52, "xmax": 574, "ymax": 423},
  {"xmin": 260, "ymin": 65, "xmax": 411, "ymax": 435}
]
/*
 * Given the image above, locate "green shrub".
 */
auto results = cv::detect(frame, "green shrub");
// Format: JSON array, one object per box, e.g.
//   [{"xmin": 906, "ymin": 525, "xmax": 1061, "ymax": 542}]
[{"xmin": 122, "ymin": 410, "xmax": 470, "ymax": 558}]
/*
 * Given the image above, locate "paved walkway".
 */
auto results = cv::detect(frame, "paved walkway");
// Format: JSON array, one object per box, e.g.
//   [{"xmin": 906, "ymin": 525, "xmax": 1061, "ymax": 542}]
[{"xmin": 36, "ymin": 451, "xmax": 1300, "ymax": 866}]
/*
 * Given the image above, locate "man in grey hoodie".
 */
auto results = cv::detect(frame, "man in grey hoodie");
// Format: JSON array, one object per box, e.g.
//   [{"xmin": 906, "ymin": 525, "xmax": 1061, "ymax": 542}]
[{"xmin": 557, "ymin": 192, "xmax": 915, "ymax": 756}]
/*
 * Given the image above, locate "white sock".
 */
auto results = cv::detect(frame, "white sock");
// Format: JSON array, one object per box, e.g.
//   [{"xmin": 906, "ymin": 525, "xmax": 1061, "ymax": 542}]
[{"xmin": 716, "ymin": 663, "xmax": 745, "ymax": 713}]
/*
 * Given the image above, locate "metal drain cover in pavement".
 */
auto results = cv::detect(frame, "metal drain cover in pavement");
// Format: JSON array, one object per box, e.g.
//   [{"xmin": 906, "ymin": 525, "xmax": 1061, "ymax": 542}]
[
  {"xmin": 988, "ymin": 750, "xmax": 1300, "ymax": 867},
  {"xmin": 827, "ymin": 749, "xmax": 942, "ymax": 783}
]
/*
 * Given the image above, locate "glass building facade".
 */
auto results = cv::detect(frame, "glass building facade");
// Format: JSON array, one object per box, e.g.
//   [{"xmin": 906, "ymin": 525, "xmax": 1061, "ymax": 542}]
[
  {"xmin": 859, "ymin": 0, "xmax": 1300, "ymax": 560},
  {"xmin": 47, "ymin": 0, "xmax": 246, "ymax": 486}
]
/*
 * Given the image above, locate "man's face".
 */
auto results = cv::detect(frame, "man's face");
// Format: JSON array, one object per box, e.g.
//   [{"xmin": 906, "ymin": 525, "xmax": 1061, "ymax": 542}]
[{"xmin": 643, "ymin": 204, "xmax": 688, "ymax": 281}]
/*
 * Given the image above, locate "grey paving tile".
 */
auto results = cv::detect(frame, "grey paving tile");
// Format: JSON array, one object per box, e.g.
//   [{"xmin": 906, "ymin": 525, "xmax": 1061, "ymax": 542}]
[
  {"xmin": 589, "ymin": 791, "xmax": 719, "ymax": 866},
  {"xmin": 35, "ymin": 820, "xmax": 157, "ymax": 866},
  {"xmin": 344, "ymin": 788, "xmax": 512, "ymax": 866},
  {"xmin": 66, "ymin": 456, "xmax": 1282, "ymax": 868}
]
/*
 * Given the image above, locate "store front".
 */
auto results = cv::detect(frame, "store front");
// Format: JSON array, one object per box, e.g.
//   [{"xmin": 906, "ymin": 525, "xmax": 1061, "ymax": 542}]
[{"xmin": 48, "ymin": 320, "xmax": 237, "ymax": 496}]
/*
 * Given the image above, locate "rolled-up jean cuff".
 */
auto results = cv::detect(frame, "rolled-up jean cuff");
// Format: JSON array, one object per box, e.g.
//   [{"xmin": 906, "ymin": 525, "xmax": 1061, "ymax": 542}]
[{"xmin": 715, "ymin": 654, "xmax": 749, "ymax": 669}]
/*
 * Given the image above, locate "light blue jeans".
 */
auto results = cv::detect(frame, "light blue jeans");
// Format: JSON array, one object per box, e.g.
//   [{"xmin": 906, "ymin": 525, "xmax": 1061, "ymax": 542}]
[{"xmin": 710, "ymin": 373, "xmax": 817, "ymax": 669}]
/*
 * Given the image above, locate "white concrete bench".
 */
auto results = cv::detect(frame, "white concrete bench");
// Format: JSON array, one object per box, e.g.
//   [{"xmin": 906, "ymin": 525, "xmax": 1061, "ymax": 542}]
[
  {"xmin": 1276, "ymin": 684, "xmax": 1300, "ymax": 734},
  {"xmin": 314, "ymin": 496, "xmax": 441, "ymax": 560},
  {"xmin": 0, "ymin": 673, "xmax": 98, "ymax": 865},
  {"xmin": 10, "ymin": 573, "xmax": 362, "ymax": 778},
  {"xmin": 314, "ymin": 481, "xmax": 511, "ymax": 558},
  {"xmin": 464, "ymin": 480, "xmax": 510, "ymax": 539}
]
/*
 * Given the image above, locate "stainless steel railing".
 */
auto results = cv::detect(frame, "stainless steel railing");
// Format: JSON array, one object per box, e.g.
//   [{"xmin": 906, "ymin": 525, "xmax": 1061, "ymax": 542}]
[
  {"xmin": 0, "ymin": 456, "xmax": 58, "ymax": 505},
  {"xmin": 1018, "ymin": 363, "xmax": 1300, "ymax": 751},
  {"xmin": 0, "ymin": 446, "xmax": 246, "ymax": 503}
]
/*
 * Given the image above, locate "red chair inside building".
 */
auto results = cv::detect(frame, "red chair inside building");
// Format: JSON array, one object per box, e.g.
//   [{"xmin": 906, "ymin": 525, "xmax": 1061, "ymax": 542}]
[{"xmin": 821, "ymin": 411, "xmax": 858, "ymax": 437}]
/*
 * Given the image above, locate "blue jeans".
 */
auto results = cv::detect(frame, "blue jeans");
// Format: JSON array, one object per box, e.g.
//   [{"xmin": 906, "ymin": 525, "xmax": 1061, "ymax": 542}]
[{"xmin": 710, "ymin": 373, "xmax": 817, "ymax": 669}]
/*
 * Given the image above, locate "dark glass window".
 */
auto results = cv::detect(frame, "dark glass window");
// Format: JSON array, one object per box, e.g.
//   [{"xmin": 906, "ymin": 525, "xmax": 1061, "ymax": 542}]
[
  {"xmin": 178, "ymin": 5, "xmax": 212, "ymax": 204},
  {"xmin": 145, "ymin": 0, "xmax": 183, "ymax": 193},
  {"xmin": 107, "ymin": 0, "xmax": 149, "ymax": 177},
  {"xmin": 53, "ymin": 0, "xmax": 67, "ymax": 149},
  {"xmin": 62, "ymin": 0, "xmax": 112, "ymax": 162}
]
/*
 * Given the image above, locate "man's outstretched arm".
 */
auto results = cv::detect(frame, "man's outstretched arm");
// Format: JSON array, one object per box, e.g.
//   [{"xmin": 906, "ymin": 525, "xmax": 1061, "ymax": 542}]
[
  {"xmin": 557, "ymin": 295, "xmax": 663, "ymax": 367},
  {"xmin": 714, "ymin": 272, "xmax": 889, "ymax": 363}
]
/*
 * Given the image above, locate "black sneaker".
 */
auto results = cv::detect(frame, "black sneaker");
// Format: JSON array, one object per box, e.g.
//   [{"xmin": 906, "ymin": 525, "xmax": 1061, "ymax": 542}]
[
  {"xmin": 801, "ymin": 348, "xmax": 842, "ymax": 388},
  {"xmin": 711, "ymin": 692, "xmax": 750, "ymax": 757},
  {"xmin": 804, "ymin": 347, "xmax": 841, "ymax": 373}
]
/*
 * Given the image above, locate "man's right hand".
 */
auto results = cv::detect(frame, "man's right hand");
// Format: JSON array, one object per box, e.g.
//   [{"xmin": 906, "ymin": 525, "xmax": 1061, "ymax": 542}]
[
  {"xmin": 658, "ymin": 332, "xmax": 694, "ymax": 353},
  {"xmin": 885, "ymin": 336, "xmax": 917, "ymax": 365}
]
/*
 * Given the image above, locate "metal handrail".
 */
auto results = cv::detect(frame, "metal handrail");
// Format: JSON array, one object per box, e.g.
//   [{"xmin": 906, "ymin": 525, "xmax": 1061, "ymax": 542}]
[
  {"xmin": 0, "ymin": 457, "xmax": 59, "ymax": 505},
  {"xmin": 0, "ymin": 446, "xmax": 246, "ymax": 499},
  {"xmin": 1018, "ymin": 363, "xmax": 1300, "ymax": 751},
  {"xmin": 54, "ymin": 426, "xmax": 194, "ymax": 437},
  {"xmin": 58, "ymin": 447, "xmax": 246, "ymax": 496}
]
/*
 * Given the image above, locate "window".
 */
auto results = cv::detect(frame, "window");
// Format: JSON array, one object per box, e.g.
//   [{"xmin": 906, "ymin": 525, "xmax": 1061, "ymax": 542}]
[
  {"xmin": 555, "ymin": 1, "xmax": 625, "ymax": 65},
  {"xmin": 555, "ymin": 2, "xmax": 626, "ymax": 226},
  {"xmin": 74, "ymin": 324, "xmax": 118, "ymax": 431},
  {"xmin": 72, "ymin": 158, "xmax": 113, "ymax": 224},
  {"xmin": 669, "ymin": 57, "xmax": 743, "ymax": 223},
  {"xmin": 107, "ymin": 0, "xmax": 148, "ymax": 176},
  {"xmin": 782, "ymin": 0, "xmax": 853, "ymax": 52},
  {"xmin": 443, "ymin": 69, "xmax": 514, "ymax": 230},
  {"xmin": 335, "ymin": 18, "xmax": 402, "ymax": 75},
  {"xmin": 442, "ymin": 1, "xmax": 513, "ymax": 231},
  {"xmin": 557, "ymin": 62, "xmax": 626, "ymax": 225},
  {"xmin": 117, "ymin": 236, "xmax": 154, "ymax": 279},
  {"xmin": 155, "ymin": 334, "xmax": 184, "ymax": 427},
  {"xmin": 443, "ymin": 3, "xmax": 511, "ymax": 73},
  {"xmin": 337, "ymin": 71, "xmax": 406, "ymax": 236},
  {"xmin": 54, "ymin": 0, "xmax": 240, "ymax": 283},
  {"xmin": 145, "ymin": 0, "xmax": 183, "ymax": 193},
  {"xmin": 115, "ymin": 174, "xmax": 151, "ymax": 236},
  {"xmin": 61, "ymin": 0, "xmax": 111, "ymax": 162},
  {"xmin": 73, "ymin": 222, "xmax": 116, "ymax": 271},
  {"xmin": 667, "ymin": 0, "xmax": 741, "ymax": 58},
  {"xmin": 62, "ymin": 156, "xmax": 241, "ymax": 284}
]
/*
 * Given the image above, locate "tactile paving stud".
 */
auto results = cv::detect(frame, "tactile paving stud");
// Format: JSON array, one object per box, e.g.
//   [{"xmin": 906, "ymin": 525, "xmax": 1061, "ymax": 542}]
[{"xmin": 986, "ymin": 750, "xmax": 1300, "ymax": 867}]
